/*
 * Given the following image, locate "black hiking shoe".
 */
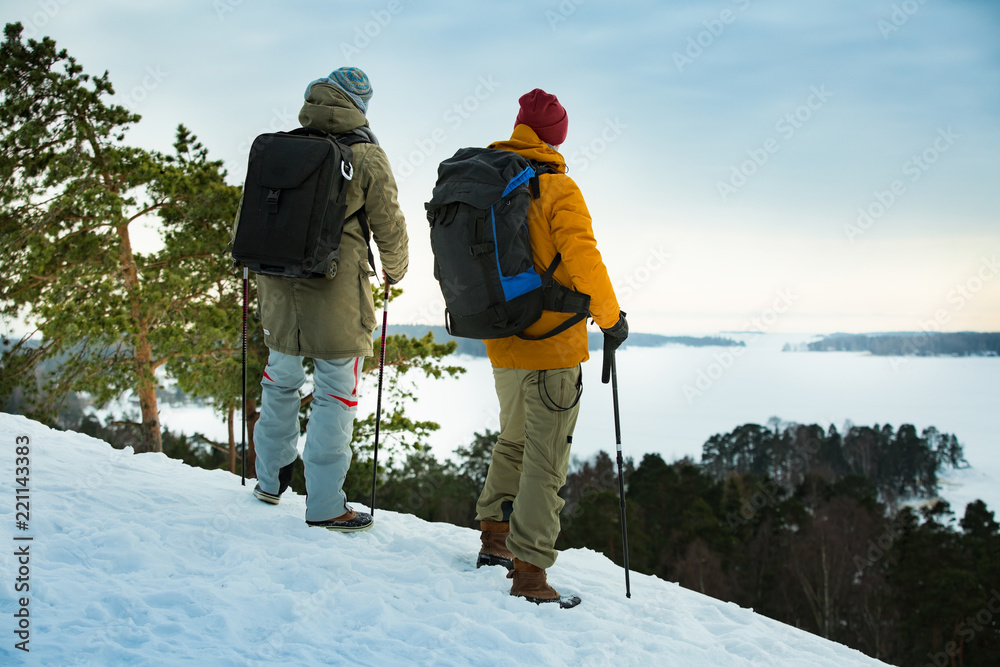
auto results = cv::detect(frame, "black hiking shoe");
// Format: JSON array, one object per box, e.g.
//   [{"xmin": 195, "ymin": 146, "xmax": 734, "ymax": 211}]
[
  {"xmin": 252, "ymin": 461, "xmax": 295, "ymax": 505},
  {"xmin": 253, "ymin": 483, "xmax": 281, "ymax": 505},
  {"xmin": 306, "ymin": 507, "xmax": 374, "ymax": 533}
]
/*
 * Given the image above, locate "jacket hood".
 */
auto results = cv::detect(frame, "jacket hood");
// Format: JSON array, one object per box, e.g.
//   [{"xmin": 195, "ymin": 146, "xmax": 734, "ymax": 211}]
[
  {"xmin": 489, "ymin": 124, "xmax": 567, "ymax": 173},
  {"xmin": 298, "ymin": 83, "xmax": 370, "ymax": 135}
]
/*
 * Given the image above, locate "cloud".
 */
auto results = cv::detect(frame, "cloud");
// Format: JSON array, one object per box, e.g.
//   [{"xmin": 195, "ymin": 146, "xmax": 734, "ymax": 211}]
[{"xmin": 4, "ymin": 0, "xmax": 999, "ymax": 333}]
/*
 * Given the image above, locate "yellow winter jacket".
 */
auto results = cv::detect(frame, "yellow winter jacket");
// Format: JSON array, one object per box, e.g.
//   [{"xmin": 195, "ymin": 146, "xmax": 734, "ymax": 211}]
[{"xmin": 484, "ymin": 125, "xmax": 620, "ymax": 370}]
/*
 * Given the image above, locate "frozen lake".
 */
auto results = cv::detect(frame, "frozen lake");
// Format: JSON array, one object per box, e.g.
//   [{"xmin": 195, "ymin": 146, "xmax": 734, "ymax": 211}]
[{"xmin": 158, "ymin": 333, "xmax": 1000, "ymax": 516}]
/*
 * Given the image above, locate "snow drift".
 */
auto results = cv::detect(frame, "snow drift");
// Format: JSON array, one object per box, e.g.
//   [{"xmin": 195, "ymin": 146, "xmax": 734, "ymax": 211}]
[{"xmin": 0, "ymin": 413, "xmax": 889, "ymax": 666}]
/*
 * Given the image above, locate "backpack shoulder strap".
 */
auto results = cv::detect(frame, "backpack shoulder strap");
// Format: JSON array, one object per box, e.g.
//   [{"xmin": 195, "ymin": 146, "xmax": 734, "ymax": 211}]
[
  {"xmin": 341, "ymin": 129, "xmax": 379, "ymax": 276},
  {"xmin": 526, "ymin": 160, "xmax": 557, "ymax": 199},
  {"xmin": 336, "ymin": 126, "xmax": 379, "ymax": 147}
]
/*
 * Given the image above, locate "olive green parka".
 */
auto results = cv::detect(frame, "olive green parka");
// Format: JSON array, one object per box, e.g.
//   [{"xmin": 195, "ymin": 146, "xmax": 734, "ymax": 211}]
[{"xmin": 252, "ymin": 83, "xmax": 408, "ymax": 359}]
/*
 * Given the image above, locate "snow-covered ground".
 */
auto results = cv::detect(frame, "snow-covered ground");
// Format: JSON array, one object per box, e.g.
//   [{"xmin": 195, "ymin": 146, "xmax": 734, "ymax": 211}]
[{"xmin": 0, "ymin": 413, "xmax": 890, "ymax": 666}]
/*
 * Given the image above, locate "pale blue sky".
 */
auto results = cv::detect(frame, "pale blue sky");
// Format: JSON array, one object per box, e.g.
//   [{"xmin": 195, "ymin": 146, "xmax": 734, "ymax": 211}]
[{"xmin": 7, "ymin": 0, "xmax": 999, "ymax": 334}]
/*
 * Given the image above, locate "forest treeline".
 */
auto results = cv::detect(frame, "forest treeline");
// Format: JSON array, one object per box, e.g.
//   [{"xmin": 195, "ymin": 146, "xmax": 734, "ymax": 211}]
[
  {"xmin": 383, "ymin": 326, "xmax": 744, "ymax": 359},
  {"xmin": 557, "ymin": 421, "xmax": 999, "ymax": 666},
  {"xmin": 798, "ymin": 332, "xmax": 1000, "ymax": 357}
]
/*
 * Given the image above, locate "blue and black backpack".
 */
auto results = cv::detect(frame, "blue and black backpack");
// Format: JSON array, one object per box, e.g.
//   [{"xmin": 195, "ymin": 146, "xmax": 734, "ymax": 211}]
[{"xmin": 425, "ymin": 147, "xmax": 590, "ymax": 340}]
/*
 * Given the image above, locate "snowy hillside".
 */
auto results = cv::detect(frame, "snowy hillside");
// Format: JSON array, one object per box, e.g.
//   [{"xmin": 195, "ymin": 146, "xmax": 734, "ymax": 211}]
[{"xmin": 0, "ymin": 413, "xmax": 890, "ymax": 667}]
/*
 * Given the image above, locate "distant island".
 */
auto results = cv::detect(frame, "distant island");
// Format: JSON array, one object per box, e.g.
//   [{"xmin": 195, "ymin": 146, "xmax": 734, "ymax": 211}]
[
  {"xmin": 787, "ymin": 332, "xmax": 1000, "ymax": 357},
  {"xmin": 382, "ymin": 325, "xmax": 743, "ymax": 358}
]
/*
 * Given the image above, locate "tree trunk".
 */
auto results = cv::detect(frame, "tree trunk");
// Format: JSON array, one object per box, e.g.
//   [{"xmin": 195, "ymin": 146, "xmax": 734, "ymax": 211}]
[
  {"xmin": 134, "ymin": 337, "xmax": 162, "ymax": 454},
  {"xmin": 821, "ymin": 542, "xmax": 831, "ymax": 638},
  {"xmin": 118, "ymin": 220, "xmax": 162, "ymax": 453}
]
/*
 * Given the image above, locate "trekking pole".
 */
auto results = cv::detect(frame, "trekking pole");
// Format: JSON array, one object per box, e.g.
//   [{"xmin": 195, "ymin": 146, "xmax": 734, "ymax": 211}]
[
  {"xmin": 370, "ymin": 279, "xmax": 390, "ymax": 515},
  {"xmin": 241, "ymin": 265, "xmax": 248, "ymax": 486},
  {"xmin": 602, "ymin": 338, "xmax": 632, "ymax": 598}
]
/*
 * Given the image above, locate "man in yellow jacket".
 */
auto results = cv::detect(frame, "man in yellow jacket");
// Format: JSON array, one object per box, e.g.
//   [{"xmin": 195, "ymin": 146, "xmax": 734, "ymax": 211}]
[{"xmin": 475, "ymin": 89, "xmax": 628, "ymax": 606}]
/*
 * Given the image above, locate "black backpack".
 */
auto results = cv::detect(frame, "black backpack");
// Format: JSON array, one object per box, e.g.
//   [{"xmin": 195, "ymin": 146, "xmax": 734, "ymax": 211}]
[
  {"xmin": 425, "ymin": 147, "xmax": 590, "ymax": 340},
  {"xmin": 232, "ymin": 126, "xmax": 375, "ymax": 278}
]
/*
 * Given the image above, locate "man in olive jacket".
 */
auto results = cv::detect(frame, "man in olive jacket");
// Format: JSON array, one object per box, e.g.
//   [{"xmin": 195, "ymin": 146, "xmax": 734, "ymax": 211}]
[{"xmin": 251, "ymin": 67, "xmax": 408, "ymax": 532}]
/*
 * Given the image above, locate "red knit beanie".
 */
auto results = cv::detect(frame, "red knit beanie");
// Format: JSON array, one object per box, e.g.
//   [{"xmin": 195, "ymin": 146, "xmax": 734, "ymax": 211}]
[{"xmin": 514, "ymin": 88, "xmax": 568, "ymax": 146}]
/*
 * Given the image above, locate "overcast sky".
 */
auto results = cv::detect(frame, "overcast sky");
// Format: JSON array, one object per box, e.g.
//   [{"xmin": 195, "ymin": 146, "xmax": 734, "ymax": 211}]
[{"xmin": 7, "ymin": 0, "xmax": 1000, "ymax": 335}]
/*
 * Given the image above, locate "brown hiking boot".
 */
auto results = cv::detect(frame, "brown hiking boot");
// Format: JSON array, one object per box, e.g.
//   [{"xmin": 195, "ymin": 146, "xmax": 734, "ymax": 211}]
[
  {"xmin": 477, "ymin": 520, "xmax": 514, "ymax": 570},
  {"xmin": 507, "ymin": 558, "xmax": 560, "ymax": 601},
  {"xmin": 507, "ymin": 558, "xmax": 581, "ymax": 608}
]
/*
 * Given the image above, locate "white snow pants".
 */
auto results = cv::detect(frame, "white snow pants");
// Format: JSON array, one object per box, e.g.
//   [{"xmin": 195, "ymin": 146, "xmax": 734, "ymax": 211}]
[{"xmin": 254, "ymin": 349, "xmax": 361, "ymax": 522}]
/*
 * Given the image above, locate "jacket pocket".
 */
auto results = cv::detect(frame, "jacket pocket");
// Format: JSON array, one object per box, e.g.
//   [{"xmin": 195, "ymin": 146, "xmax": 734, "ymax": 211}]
[{"xmin": 358, "ymin": 263, "xmax": 378, "ymax": 333}]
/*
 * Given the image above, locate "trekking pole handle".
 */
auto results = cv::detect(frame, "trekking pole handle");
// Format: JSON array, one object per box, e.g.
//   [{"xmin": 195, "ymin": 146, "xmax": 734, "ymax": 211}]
[
  {"xmin": 601, "ymin": 311, "xmax": 626, "ymax": 385},
  {"xmin": 602, "ymin": 338, "xmax": 613, "ymax": 384}
]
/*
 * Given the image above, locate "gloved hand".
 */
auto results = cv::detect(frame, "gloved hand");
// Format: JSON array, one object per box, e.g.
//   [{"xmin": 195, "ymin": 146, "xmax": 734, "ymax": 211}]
[{"xmin": 601, "ymin": 312, "xmax": 629, "ymax": 353}]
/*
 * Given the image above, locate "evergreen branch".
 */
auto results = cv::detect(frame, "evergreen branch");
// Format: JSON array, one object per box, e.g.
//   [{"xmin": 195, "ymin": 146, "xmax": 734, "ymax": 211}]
[{"xmin": 125, "ymin": 200, "xmax": 169, "ymax": 225}]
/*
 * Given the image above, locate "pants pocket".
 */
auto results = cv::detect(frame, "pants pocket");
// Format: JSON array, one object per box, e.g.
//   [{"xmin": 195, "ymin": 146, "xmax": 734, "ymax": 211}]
[{"xmin": 538, "ymin": 366, "xmax": 582, "ymax": 413}]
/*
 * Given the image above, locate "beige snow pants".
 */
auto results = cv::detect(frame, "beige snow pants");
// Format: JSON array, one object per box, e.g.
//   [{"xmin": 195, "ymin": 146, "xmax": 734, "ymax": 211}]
[{"xmin": 475, "ymin": 365, "xmax": 582, "ymax": 569}]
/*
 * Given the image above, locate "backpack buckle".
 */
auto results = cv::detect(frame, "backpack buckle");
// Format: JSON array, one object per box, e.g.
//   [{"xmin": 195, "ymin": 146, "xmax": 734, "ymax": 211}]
[
  {"xmin": 266, "ymin": 188, "xmax": 280, "ymax": 212},
  {"xmin": 341, "ymin": 160, "xmax": 354, "ymax": 181}
]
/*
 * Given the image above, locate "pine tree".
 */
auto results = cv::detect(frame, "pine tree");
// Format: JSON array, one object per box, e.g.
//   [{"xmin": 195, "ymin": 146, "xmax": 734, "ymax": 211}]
[{"xmin": 0, "ymin": 23, "xmax": 241, "ymax": 452}]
